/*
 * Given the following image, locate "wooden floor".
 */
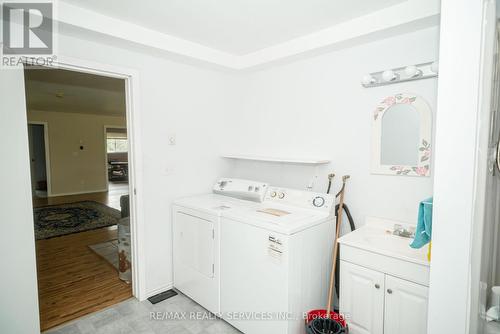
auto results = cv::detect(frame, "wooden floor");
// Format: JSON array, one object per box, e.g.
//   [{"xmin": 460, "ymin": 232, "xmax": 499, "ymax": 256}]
[{"xmin": 35, "ymin": 183, "xmax": 132, "ymax": 331}]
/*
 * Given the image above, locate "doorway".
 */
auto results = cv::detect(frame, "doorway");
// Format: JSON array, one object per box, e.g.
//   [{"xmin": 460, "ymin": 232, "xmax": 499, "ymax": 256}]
[
  {"xmin": 24, "ymin": 66, "xmax": 136, "ymax": 331},
  {"xmin": 105, "ymin": 126, "xmax": 129, "ymax": 205},
  {"xmin": 27, "ymin": 122, "xmax": 50, "ymax": 198}
]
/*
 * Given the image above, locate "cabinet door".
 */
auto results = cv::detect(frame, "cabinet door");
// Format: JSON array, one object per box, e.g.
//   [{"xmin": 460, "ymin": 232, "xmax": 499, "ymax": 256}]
[
  {"xmin": 340, "ymin": 261, "xmax": 385, "ymax": 334},
  {"xmin": 384, "ymin": 275, "xmax": 429, "ymax": 334}
]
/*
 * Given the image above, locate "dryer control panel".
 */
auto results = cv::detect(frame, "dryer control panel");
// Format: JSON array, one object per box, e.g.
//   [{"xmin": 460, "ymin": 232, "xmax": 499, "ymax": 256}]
[
  {"xmin": 264, "ymin": 187, "xmax": 334, "ymax": 213},
  {"xmin": 213, "ymin": 178, "xmax": 269, "ymax": 202}
]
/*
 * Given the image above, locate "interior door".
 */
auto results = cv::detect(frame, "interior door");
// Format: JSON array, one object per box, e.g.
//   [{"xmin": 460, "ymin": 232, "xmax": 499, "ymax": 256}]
[
  {"xmin": 27, "ymin": 124, "xmax": 36, "ymax": 191},
  {"xmin": 384, "ymin": 275, "xmax": 429, "ymax": 334},
  {"xmin": 339, "ymin": 261, "xmax": 385, "ymax": 334}
]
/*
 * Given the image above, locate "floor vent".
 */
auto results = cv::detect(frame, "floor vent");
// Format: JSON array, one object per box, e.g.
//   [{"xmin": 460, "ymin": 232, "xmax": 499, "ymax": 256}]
[{"xmin": 147, "ymin": 289, "xmax": 178, "ymax": 304}]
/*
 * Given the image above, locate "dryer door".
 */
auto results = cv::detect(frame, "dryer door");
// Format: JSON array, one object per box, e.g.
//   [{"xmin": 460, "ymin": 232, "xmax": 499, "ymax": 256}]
[
  {"xmin": 173, "ymin": 207, "xmax": 218, "ymax": 313},
  {"xmin": 175, "ymin": 211, "xmax": 214, "ymax": 278}
]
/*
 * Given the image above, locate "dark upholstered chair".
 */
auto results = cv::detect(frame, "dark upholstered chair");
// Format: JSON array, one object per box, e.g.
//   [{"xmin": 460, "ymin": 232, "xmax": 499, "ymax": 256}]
[
  {"xmin": 120, "ymin": 195, "xmax": 129, "ymax": 218},
  {"xmin": 118, "ymin": 194, "xmax": 131, "ymax": 282}
]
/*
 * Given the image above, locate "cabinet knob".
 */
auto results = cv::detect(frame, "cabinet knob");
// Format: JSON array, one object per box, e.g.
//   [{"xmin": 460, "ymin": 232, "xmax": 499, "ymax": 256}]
[
  {"xmin": 387, "ymin": 289, "xmax": 393, "ymax": 294},
  {"xmin": 375, "ymin": 284, "xmax": 380, "ymax": 289}
]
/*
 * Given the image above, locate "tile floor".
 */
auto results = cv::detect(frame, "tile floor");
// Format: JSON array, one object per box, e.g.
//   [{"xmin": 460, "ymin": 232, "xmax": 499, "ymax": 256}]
[{"xmin": 44, "ymin": 292, "xmax": 241, "ymax": 334}]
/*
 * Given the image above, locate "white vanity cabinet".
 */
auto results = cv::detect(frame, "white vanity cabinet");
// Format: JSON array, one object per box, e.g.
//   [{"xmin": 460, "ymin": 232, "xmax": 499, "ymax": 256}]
[
  {"xmin": 383, "ymin": 274, "xmax": 429, "ymax": 334},
  {"xmin": 337, "ymin": 218, "xmax": 430, "ymax": 334},
  {"xmin": 340, "ymin": 261, "xmax": 429, "ymax": 334},
  {"xmin": 340, "ymin": 261, "xmax": 385, "ymax": 334}
]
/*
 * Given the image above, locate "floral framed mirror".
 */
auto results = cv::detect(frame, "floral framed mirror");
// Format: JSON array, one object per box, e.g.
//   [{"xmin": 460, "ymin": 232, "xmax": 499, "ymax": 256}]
[{"xmin": 371, "ymin": 93, "xmax": 432, "ymax": 176}]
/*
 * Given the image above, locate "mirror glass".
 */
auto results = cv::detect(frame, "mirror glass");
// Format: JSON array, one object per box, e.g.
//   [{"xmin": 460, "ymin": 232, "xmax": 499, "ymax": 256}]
[{"xmin": 380, "ymin": 104, "xmax": 420, "ymax": 166}]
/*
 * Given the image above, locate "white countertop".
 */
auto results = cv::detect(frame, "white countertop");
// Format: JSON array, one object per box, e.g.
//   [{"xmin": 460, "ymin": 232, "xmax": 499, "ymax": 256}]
[{"xmin": 338, "ymin": 217, "xmax": 430, "ymax": 267}]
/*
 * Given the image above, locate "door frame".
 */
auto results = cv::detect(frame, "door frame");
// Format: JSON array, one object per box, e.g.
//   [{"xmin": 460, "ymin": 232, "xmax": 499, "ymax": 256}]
[
  {"xmin": 103, "ymin": 125, "xmax": 128, "ymax": 191},
  {"xmin": 27, "ymin": 55, "xmax": 147, "ymax": 300},
  {"xmin": 27, "ymin": 121, "xmax": 52, "ymax": 197}
]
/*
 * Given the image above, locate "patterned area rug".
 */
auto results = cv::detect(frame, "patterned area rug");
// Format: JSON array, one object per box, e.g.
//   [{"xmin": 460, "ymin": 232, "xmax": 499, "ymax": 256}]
[{"xmin": 34, "ymin": 201, "xmax": 120, "ymax": 240}]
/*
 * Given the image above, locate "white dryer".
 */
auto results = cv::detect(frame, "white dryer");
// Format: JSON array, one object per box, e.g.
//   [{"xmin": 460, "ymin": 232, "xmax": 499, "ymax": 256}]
[{"xmin": 172, "ymin": 178, "xmax": 268, "ymax": 314}]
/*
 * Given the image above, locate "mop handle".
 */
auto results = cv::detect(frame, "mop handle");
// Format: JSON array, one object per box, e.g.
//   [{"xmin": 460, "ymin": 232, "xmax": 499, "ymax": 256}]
[{"xmin": 326, "ymin": 175, "xmax": 349, "ymax": 317}]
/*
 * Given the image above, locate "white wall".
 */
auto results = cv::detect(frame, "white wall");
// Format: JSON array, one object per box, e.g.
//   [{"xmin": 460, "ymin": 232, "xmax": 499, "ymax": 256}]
[
  {"xmin": 0, "ymin": 70, "xmax": 41, "ymax": 333},
  {"xmin": 1, "ymin": 19, "xmax": 442, "ymax": 333},
  {"xmin": 223, "ymin": 27, "xmax": 439, "ymax": 226},
  {"xmin": 2, "ymin": 27, "xmax": 239, "ymax": 332},
  {"xmin": 428, "ymin": 1, "xmax": 489, "ymax": 334},
  {"xmin": 28, "ymin": 110, "xmax": 126, "ymax": 196},
  {"xmin": 40, "ymin": 30, "xmax": 238, "ymax": 298}
]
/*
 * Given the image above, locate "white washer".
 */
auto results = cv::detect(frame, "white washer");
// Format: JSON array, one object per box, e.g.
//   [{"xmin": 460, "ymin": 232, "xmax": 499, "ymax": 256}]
[
  {"xmin": 172, "ymin": 178, "xmax": 268, "ymax": 314},
  {"xmin": 220, "ymin": 186, "xmax": 335, "ymax": 334}
]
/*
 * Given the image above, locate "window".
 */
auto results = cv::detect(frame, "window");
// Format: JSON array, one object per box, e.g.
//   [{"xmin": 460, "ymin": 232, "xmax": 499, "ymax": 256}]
[{"xmin": 107, "ymin": 138, "xmax": 128, "ymax": 153}]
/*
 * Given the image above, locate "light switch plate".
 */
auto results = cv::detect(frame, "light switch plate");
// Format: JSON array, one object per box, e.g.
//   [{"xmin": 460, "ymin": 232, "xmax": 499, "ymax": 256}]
[{"xmin": 168, "ymin": 133, "xmax": 176, "ymax": 145}]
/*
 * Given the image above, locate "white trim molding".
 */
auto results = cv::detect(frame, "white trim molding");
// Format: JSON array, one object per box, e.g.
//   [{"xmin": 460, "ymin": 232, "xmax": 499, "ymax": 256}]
[
  {"xmin": 49, "ymin": 189, "xmax": 108, "ymax": 197},
  {"xmin": 43, "ymin": 55, "xmax": 148, "ymax": 301},
  {"xmin": 145, "ymin": 283, "xmax": 174, "ymax": 300},
  {"xmin": 57, "ymin": 0, "xmax": 440, "ymax": 70},
  {"xmin": 239, "ymin": 0, "xmax": 440, "ymax": 69}
]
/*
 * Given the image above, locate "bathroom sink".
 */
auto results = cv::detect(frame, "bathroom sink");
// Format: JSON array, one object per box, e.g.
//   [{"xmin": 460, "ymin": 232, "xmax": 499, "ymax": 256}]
[
  {"xmin": 363, "ymin": 234, "xmax": 407, "ymax": 249},
  {"xmin": 338, "ymin": 217, "xmax": 429, "ymax": 266},
  {"xmin": 362, "ymin": 234, "xmax": 426, "ymax": 260}
]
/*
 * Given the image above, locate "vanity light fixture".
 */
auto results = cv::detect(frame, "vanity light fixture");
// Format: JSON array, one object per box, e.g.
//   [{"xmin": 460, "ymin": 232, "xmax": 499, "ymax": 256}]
[
  {"xmin": 361, "ymin": 60, "xmax": 438, "ymax": 88},
  {"xmin": 430, "ymin": 61, "xmax": 439, "ymax": 74},
  {"xmin": 361, "ymin": 74, "xmax": 377, "ymax": 86},
  {"xmin": 382, "ymin": 70, "xmax": 398, "ymax": 82},
  {"xmin": 404, "ymin": 65, "xmax": 422, "ymax": 78}
]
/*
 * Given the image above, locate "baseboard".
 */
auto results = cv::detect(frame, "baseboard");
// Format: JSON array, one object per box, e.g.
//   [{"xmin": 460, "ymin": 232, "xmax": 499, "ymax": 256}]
[
  {"xmin": 144, "ymin": 283, "xmax": 174, "ymax": 300},
  {"xmin": 49, "ymin": 188, "xmax": 108, "ymax": 197}
]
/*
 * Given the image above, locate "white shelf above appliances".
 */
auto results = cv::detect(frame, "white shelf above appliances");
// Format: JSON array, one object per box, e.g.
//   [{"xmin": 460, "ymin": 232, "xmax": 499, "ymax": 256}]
[{"xmin": 221, "ymin": 154, "xmax": 330, "ymax": 165}]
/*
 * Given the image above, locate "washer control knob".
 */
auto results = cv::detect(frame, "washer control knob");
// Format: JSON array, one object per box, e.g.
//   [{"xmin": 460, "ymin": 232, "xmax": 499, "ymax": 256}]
[
  {"xmin": 254, "ymin": 187, "xmax": 260, "ymax": 192},
  {"xmin": 270, "ymin": 191, "xmax": 277, "ymax": 198},
  {"xmin": 278, "ymin": 192, "xmax": 285, "ymax": 199},
  {"xmin": 248, "ymin": 186, "xmax": 254, "ymax": 192},
  {"xmin": 313, "ymin": 196, "xmax": 325, "ymax": 207}
]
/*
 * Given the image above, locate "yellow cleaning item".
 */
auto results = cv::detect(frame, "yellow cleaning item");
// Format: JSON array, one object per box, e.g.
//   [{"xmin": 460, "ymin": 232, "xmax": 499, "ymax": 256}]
[{"xmin": 427, "ymin": 241, "xmax": 432, "ymax": 262}]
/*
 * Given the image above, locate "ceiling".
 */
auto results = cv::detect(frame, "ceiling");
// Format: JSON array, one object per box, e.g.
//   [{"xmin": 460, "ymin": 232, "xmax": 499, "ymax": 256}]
[
  {"xmin": 61, "ymin": 0, "xmax": 407, "ymax": 55},
  {"xmin": 24, "ymin": 68, "xmax": 126, "ymax": 116}
]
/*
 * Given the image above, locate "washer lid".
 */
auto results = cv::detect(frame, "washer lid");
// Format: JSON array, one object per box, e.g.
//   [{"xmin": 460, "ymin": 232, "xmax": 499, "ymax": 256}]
[{"xmin": 223, "ymin": 203, "xmax": 331, "ymax": 235}]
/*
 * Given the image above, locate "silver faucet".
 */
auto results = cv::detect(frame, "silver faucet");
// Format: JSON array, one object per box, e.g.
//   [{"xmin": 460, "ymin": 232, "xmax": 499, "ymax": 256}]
[{"xmin": 393, "ymin": 224, "xmax": 416, "ymax": 238}]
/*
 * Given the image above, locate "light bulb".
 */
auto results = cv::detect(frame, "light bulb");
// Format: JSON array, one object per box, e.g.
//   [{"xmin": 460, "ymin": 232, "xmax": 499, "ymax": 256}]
[
  {"xmin": 382, "ymin": 70, "xmax": 397, "ymax": 82},
  {"xmin": 431, "ymin": 61, "xmax": 439, "ymax": 74},
  {"xmin": 404, "ymin": 65, "xmax": 421, "ymax": 78},
  {"xmin": 361, "ymin": 74, "xmax": 376, "ymax": 86}
]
